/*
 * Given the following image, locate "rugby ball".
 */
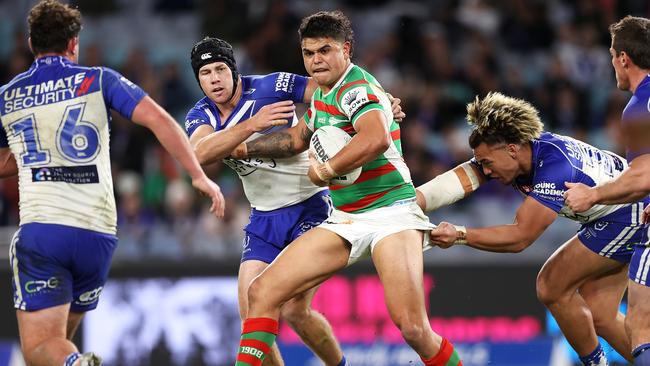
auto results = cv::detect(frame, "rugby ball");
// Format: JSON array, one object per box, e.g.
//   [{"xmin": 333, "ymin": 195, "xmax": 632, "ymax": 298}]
[{"xmin": 309, "ymin": 126, "xmax": 362, "ymax": 186}]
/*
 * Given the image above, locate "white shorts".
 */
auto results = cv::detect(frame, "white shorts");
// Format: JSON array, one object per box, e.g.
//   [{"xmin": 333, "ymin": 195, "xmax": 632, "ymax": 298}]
[{"xmin": 318, "ymin": 199, "xmax": 435, "ymax": 265}]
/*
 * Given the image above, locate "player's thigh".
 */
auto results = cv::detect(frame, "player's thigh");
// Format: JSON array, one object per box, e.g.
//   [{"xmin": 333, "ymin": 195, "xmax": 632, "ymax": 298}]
[
  {"xmin": 538, "ymin": 235, "xmax": 624, "ymax": 296},
  {"xmin": 371, "ymin": 229, "xmax": 427, "ymax": 319},
  {"xmin": 16, "ymin": 303, "xmax": 70, "ymax": 350},
  {"xmin": 251, "ymin": 228, "xmax": 349, "ymax": 305},
  {"xmin": 238, "ymin": 260, "xmax": 269, "ymax": 319}
]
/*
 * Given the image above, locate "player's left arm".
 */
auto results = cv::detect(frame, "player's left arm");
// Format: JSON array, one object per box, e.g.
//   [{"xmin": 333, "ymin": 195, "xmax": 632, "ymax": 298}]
[
  {"xmin": 430, "ymin": 196, "xmax": 556, "ymax": 253},
  {"xmin": 0, "ymin": 148, "xmax": 17, "ymax": 178}
]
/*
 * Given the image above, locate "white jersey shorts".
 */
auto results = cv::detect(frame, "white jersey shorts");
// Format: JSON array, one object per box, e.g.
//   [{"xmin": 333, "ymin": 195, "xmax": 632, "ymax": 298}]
[{"xmin": 318, "ymin": 199, "xmax": 435, "ymax": 265}]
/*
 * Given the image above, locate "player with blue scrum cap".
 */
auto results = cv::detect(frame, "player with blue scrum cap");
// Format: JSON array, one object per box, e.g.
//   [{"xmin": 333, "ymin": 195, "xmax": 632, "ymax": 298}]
[
  {"xmin": 564, "ymin": 15, "xmax": 650, "ymax": 366},
  {"xmin": 185, "ymin": 36, "xmax": 403, "ymax": 366},
  {"xmin": 1, "ymin": 1, "xmax": 225, "ymax": 365},
  {"xmin": 423, "ymin": 92, "xmax": 649, "ymax": 365}
]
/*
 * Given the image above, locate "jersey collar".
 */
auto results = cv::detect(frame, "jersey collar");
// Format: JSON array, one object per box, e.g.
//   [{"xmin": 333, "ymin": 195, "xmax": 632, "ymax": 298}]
[{"xmin": 322, "ymin": 62, "xmax": 355, "ymax": 97}]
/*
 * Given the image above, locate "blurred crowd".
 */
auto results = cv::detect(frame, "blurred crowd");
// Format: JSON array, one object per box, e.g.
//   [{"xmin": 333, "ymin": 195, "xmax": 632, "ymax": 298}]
[{"xmin": 0, "ymin": 0, "xmax": 649, "ymax": 263}]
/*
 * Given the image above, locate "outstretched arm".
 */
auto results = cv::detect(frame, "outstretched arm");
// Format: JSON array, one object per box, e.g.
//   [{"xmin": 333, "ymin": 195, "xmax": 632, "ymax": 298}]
[
  {"xmin": 430, "ymin": 196, "xmax": 556, "ymax": 253},
  {"xmin": 191, "ymin": 100, "xmax": 295, "ymax": 164},
  {"xmin": 131, "ymin": 96, "xmax": 225, "ymax": 217},
  {"xmin": 415, "ymin": 160, "xmax": 486, "ymax": 211}
]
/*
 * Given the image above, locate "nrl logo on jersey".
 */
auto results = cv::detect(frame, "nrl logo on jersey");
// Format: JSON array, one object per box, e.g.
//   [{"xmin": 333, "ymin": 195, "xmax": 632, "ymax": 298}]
[{"xmin": 341, "ymin": 87, "xmax": 369, "ymax": 116}]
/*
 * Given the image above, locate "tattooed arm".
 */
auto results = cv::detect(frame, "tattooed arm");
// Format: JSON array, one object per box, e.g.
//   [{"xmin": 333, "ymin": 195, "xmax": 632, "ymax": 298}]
[{"xmin": 231, "ymin": 117, "xmax": 313, "ymax": 159}]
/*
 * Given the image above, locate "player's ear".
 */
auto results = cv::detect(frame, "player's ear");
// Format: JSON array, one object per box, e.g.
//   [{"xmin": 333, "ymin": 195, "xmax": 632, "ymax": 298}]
[
  {"xmin": 507, "ymin": 143, "xmax": 518, "ymax": 158},
  {"xmin": 343, "ymin": 41, "xmax": 351, "ymax": 58}
]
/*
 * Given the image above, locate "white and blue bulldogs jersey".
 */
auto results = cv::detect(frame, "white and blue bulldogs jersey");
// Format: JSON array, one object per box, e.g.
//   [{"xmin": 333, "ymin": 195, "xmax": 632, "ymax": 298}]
[
  {"xmin": 0, "ymin": 56, "xmax": 146, "ymax": 234},
  {"xmin": 185, "ymin": 72, "xmax": 325, "ymax": 211}
]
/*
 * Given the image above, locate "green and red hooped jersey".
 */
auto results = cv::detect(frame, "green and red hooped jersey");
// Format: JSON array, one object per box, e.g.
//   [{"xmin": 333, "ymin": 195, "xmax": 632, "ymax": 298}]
[{"xmin": 303, "ymin": 63, "xmax": 415, "ymax": 213}]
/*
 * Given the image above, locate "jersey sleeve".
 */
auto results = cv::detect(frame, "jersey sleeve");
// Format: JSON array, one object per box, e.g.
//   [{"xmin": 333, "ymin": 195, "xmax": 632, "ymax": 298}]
[
  {"xmin": 336, "ymin": 80, "xmax": 383, "ymax": 125},
  {"xmin": 184, "ymin": 107, "xmax": 214, "ymax": 137},
  {"xmin": 266, "ymin": 72, "xmax": 308, "ymax": 103},
  {"xmin": 528, "ymin": 155, "xmax": 574, "ymax": 213},
  {"xmin": 100, "ymin": 67, "xmax": 147, "ymax": 120},
  {"xmin": 303, "ymin": 100, "xmax": 316, "ymax": 132}
]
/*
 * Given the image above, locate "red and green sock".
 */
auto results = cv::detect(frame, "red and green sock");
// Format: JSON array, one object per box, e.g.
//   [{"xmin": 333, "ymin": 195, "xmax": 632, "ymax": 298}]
[
  {"xmin": 422, "ymin": 338, "xmax": 462, "ymax": 366},
  {"xmin": 235, "ymin": 317, "xmax": 279, "ymax": 366}
]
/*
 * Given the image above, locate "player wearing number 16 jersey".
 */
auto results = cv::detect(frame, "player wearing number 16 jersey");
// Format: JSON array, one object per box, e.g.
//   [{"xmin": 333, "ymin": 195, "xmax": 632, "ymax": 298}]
[{"xmin": 0, "ymin": 1, "xmax": 225, "ymax": 366}]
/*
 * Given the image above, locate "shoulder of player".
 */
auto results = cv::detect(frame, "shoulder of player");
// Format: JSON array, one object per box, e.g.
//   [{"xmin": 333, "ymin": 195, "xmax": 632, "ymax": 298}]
[
  {"xmin": 334, "ymin": 65, "xmax": 381, "ymax": 102},
  {"xmin": 186, "ymin": 96, "xmax": 214, "ymax": 117},
  {"xmin": 533, "ymin": 134, "xmax": 574, "ymax": 166}
]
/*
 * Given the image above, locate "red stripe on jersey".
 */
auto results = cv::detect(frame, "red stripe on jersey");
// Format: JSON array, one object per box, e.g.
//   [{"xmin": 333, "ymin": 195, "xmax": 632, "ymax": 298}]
[
  {"xmin": 391, "ymin": 129, "xmax": 400, "ymax": 141},
  {"xmin": 338, "ymin": 124, "xmax": 355, "ymax": 134},
  {"xmin": 314, "ymin": 101, "xmax": 345, "ymax": 117},
  {"xmin": 242, "ymin": 318, "xmax": 279, "ymax": 335},
  {"xmin": 330, "ymin": 162, "xmax": 396, "ymax": 191},
  {"xmin": 336, "ymin": 79, "xmax": 369, "ymax": 100},
  {"xmin": 336, "ymin": 185, "xmax": 400, "ymax": 212},
  {"xmin": 239, "ymin": 339, "xmax": 271, "ymax": 354},
  {"xmin": 367, "ymin": 94, "xmax": 379, "ymax": 103},
  {"xmin": 307, "ymin": 108, "xmax": 313, "ymax": 119},
  {"xmin": 236, "ymin": 353, "xmax": 262, "ymax": 366}
]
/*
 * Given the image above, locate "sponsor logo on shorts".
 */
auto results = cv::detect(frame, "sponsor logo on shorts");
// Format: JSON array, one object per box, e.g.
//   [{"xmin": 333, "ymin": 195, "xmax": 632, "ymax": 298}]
[
  {"xmin": 75, "ymin": 286, "xmax": 103, "ymax": 305},
  {"xmin": 25, "ymin": 277, "xmax": 60, "ymax": 294}
]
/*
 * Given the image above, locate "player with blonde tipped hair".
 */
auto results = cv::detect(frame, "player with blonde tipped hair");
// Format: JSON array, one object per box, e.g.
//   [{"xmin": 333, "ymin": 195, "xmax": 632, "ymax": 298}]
[{"xmin": 421, "ymin": 92, "xmax": 650, "ymax": 365}]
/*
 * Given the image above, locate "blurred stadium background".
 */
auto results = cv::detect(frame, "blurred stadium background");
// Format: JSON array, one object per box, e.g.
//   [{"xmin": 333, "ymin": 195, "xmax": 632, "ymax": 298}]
[{"xmin": 0, "ymin": 0, "xmax": 648, "ymax": 365}]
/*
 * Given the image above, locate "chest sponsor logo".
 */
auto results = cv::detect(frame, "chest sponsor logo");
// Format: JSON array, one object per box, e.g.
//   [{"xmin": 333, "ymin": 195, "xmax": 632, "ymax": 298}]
[{"xmin": 533, "ymin": 182, "xmax": 564, "ymax": 198}]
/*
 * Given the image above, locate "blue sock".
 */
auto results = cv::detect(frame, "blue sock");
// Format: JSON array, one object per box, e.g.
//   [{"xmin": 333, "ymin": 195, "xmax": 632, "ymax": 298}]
[
  {"xmin": 336, "ymin": 355, "xmax": 347, "ymax": 366},
  {"xmin": 633, "ymin": 343, "xmax": 650, "ymax": 366},
  {"xmin": 63, "ymin": 352, "xmax": 81, "ymax": 366},
  {"xmin": 579, "ymin": 344, "xmax": 608, "ymax": 366}
]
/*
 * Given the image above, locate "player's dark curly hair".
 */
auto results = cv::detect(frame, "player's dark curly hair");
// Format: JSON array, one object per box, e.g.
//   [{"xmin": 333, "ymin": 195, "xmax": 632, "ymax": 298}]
[
  {"xmin": 467, "ymin": 92, "xmax": 544, "ymax": 149},
  {"xmin": 28, "ymin": 0, "xmax": 82, "ymax": 55},
  {"xmin": 609, "ymin": 16, "xmax": 650, "ymax": 69},
  {"xmin": 298, "ymin": 10, "xmax": 354, "ymax": 57}
]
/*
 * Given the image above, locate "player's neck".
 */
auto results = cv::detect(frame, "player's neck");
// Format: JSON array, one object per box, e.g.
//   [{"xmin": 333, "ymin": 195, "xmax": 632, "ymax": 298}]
[
  {"xmin": 519, "ymin": 143, "xmax": 533, "ymax": 177},
  {"xmin": 629, "ymin": 68, "xmax": 650, "ymax": 93},
  {"xmin": 216, "ymin": 78, "xmax": 243, "ymax": 119}
]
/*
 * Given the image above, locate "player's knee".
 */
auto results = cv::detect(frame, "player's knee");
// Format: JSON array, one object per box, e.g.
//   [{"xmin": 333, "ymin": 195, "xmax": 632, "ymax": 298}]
[
  {"xmin": 392, "ymin": 315, "xmax": 429, "ymax": 344},
  {"xmin": 246, "ymin": 277, "xmax": 270, "ymax": 309},
  {"xmin": 536, "ymin": 273, "xmax": 560, "ymax": 306}
]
